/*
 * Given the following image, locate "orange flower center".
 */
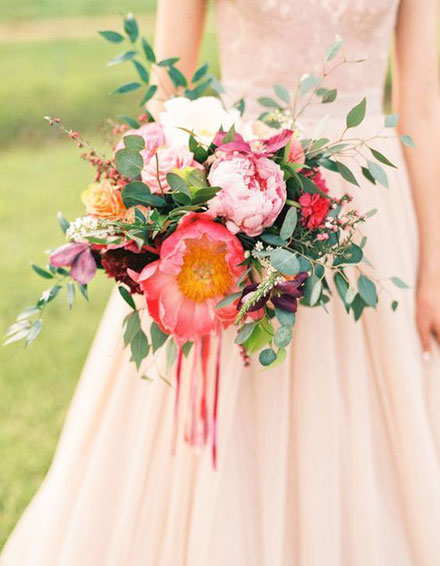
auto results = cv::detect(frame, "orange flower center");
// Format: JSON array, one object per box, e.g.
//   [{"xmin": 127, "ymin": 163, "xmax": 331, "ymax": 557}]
[{"xmin": 176, "ymin": 235, "xmax": 232, "ymax": 302}]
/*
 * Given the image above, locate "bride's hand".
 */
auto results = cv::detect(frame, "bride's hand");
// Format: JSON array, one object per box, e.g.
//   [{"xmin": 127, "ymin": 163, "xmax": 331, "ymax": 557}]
[{"xmin": 416, "ymin": 265, "xmax": 440, "ymax": 361}]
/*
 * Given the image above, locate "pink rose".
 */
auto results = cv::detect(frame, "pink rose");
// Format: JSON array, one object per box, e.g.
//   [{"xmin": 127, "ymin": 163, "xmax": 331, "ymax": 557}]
[
  {"xmin": 115, "ymin": 122, "xmax": 165, "ymax": 162},
  {"xmin": 141, "ymin": 146, "xmax": 200, "ymax": 193},
  {"xmin": 207, "ymin": 153, "xmax": 286, "ymax": 237}
]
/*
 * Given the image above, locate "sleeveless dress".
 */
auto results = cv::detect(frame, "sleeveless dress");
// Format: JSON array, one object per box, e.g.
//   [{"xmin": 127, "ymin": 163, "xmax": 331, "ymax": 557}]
[{"xmin": 2, "ymin": 1, "xmax": 440, "ymax": 565}]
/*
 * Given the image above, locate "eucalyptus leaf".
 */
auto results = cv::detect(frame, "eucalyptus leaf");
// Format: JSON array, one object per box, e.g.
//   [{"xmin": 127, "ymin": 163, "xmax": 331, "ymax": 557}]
[
  {"xmin": 303, "ymin": 275, "xmax": 322, "ymax": 306},
  {"xmin": 336, "ymin": 161, "xmax": 359, "ymax": 186},
  {"xmin": 111, "ymin": 82, "xmax": 142, "ymax": 95},
  {"xmin": 270, "ymin": 248, "xmax": 300, "ymax": 276},
  {"xmin": 141, "ymin": 37, "xmax": 156, "ymax": 63},
  {"xmin": 274, "ymin": 84, "xmax": 290, "ymax": 103},
  {"xmin": 274, "ymin": 308, "xmax": 295, "ymax": 327},
  {"xmin": 124, "ymin": 134, "xmax": 145, "ymax": 151},
  {"xmin": 216, "ymin": 291, "xmax": 242, "ymax": 309},
  {"xmin": 325, "ymin": 38, "xmax": 344, "ymax": 61},
  {"xmin": 369, "ymin": 147, "xmax": 396, "ymax": 168},
  {"xmin": 384, "ymin": 114, "xmax": 399, "ymax": 128},
  {"xmin": 257, "ymin": 96, "xmax": 281, "ymax": 108},
  {"xmin": 124, "ymin": 310, "xmax": 141, "ymax": 346},
  {"xmin": 57, "ymin": 211, "xmax": 70, "ymax": 234},
  {"xmin": 367, "ymin": 160, "xmax": 388, "ymax": 188},
  {"xmin": 118, "ymin": 285, "xmax": 136, "ymax": 309},
  {"xmin": 259, "ymin": 348, "xmax": 277, "ymax": 366},
  {"xmin": 358, "ymin": 275, "xmax": 377, "ymax": 308},
  {"xmin": 235, "ymin": 322, "xmax": 257, "ymax": 345},
  {"xmin": 322, "ymin": 88, "xmax": 337, "ymax": 103},
  {"xmin": 151, "ymin": 321, "xmax": 169, "ymax": 352},
  {"xmin": 115, "ymin": 149, "xmax": 143, "ymax": 178},
  {"xmin": 346, "ymin": 97, "xmax": 366, "ymax": 129},
  {"xmin": 333, "ymin": 243, "xmax": 363, "ymax": 266},
  {"xmin": 121, "ymin": 181, "xmax": 166, "ymax": 208},
  {"xmin": 130, "ymin": 329, "xmax": 150, "ymax": 370},
  {"xmin": 400, "ymin": 134, "xmax": 416, "ymax": 148},
  {"xmin": 99, "ymin": 30, "xmax": 125, "ymax": 44},
  {"xmin": 32, "ymin": 263, "xmax": 54, "ymax": 279},
  {"xmin": 192, "ymin": 63, "xmax": 209, "ymax": 83},
  {"xmin": 168, "ymin": 67, "xmax": 187, "ymax": 88},
  {"xmin": 124, "ymin": 13, "xmax": 139, "ymax": 42},
  {"xmin": 391, "ymin": 276, "xmax": 410, "ymax": 289},
  {"xmin": 132, "ymin": 60, "xmax": 149, "ymax": 83},
  {"xmin": 107, "ymin": 50, "xmax": 137, "ymax": 67},
  {"xmin": 280, "ymin": 207, "xmax": 298, "ymax": 240},
  {"xmin": 274, "ymin": 325, "xmax": 292, "ymax": 348},
  {"xmin": 140, "ymin": 84, "xmax": 158, "ymax": 106}
]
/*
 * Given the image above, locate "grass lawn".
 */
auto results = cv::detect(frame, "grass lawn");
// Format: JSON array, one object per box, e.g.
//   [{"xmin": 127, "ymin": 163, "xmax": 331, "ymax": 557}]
[{"xmin": 0, "ymin": 144, "xmax": 113, "ymax": 547}]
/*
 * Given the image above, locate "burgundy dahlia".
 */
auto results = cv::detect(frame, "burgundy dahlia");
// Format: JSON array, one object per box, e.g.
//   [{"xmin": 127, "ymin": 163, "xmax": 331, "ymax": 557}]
[{"xmin": 101, "ymin": 248, "xmax": 156, "ymax": 294}]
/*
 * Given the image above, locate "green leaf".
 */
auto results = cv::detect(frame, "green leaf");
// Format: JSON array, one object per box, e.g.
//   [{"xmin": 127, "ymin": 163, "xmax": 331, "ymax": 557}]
[
  {"xmin": 121, "ymin": 181, "xmax": 166, "ymax": 208},
  {"xmin": 365, "ymin": 208, "xmax": 378, "ymax": 218},
  {"xmin": 4, "ymin": 326, "xmax": 30, "ymax": 346},
  {"xmin": 336, "ymin": 161, "xmax": 359, "ymax": 186},
  {"xmin": 151, "ymin": 321, "xmax": 169, "ymax": 352},
  {"xmin": 333, "ymin": 243, "xmax": 363, "ymax": 266},
  {"xmin": 124, "ymin": 134, "xmax": 145, "ymax": 151},
  {"xmin": 325, "ymin": 38, "xmax": 344, "ymax": 61},
  {"xmin": 391, "ymin": 276, "xmax": 410, "ymax": 289},
  {"xmin": 322, "ymin": 88, "xmax": 337, "ymax": 103},
  {"xmin": 280, "ymin": 207, "xmax": 298, "ymax": 240},
  {"xmin": 78, "ymin": 283, "xmax": 88, "ymax": 301},
  {"xmin": 303, "ymin": 275, "xmax": 322, "ymax": 306},
  {"xmin": 31, "ymin": 263, "xmax": 54, "ymax": 279},
  {"xmin": 124, "ymin": 310, "xmax": 141, "ymax": 346},
  {"xmin": 216, "ymin": 291, "xmax": 242, "ymax": 309},
  {"xmin": 157, "ymin": 57, "xmax": 180, "ymax": 67},
  {"xmin": 141, "ymin": 37, "xmax": 156, "ymax": 63},
  {"xmin": 243, "ymin": 322, "xmax": 273, "ymax": 353},
  {"xmin": 114, "ymin": 149, "xmax": 143, "ymax": 178},
  {"xmin": 130, "ymin": 329, "xmax": 150, "ymax": 370},
  {"xmin": 107, "ymin": 50, "xmax": 137, "ymax": 66},
  {"xmin": 168, "ymin": 66, "xmax": 188, "ymax": 88},
  {"xmin": 260, "ymin": 233, "xmax": 288, "ymax": 247},
  {"xmin": 25, "ymin": 320, "xmax": 43, "ymax": 346},
  {"xmin": 346, "ymin": 97, "xmax": 366, "ymax": 129},
  {"xmin": 369, "ymin": 147, "xmax": 396, "ymax": 168},
  {"xmin": 299, "ymin": 74, "xmax": 318, "ymax": 95},
  {"xmin": 99, "ymin": 30, "xmax": 125, "ymax": 43},
  {"xmin": 111, "ymin": 82, "xmax": 142, "ymax": 95},
  {"xmin": 358, "ymin": 275, "xmax": 377, "ymax": 308},
  {"xmin": 132, "ymin": 60, "xmax": 149, "ymax": 83},
  {"xmin": 57, "ymin": 211, "xmax": 70, "ymax": 234},
  {"xmin": 119, "ymin": 115, "xmax": 140, "ymax": 129},
  {"xmin": 384, "ymin": 114, "xmax": 399, "ymax": 128},
  {"xmin": 361, "ymin": 166, "xmax": 376, "ymax": 184},
  {"xmin": 274, "ymin": 84, "xmax": 290, "ymax": 103},
  {"xmin": 274, "ymin": 325, "xmax": 292, "ymax": 348},
  {"xmin": 118, "ymin": 285, "xmax": 136, "ymax": 309},
  {"xmin": 351, "ymin": 294, "xmax": 367, "ymax": 321},
  {"xmin": 334, "ymin": 271, "xmax": 349, "ymax": 308},
  {"xmin": 67, "ymin": 281, "xmax": 75, "ymax": 309},
  {"xmin": 259, "ymin": 348, "xmax": 277, "ymax": 366},
  {"xmin": 257, "ymin": 96, "xmax": 281, "ymax": 108},
  {"xmin": 400, "ymin": 134, "xmax": 416, "ymax": 148},
  {"xmin": 166, "ymin": 339, "xmax": 178, "ymax": 369},
  {"xmin": 124, "ymin": 13, "xmax": 139, "ymax": 42},
  {"xmin": 270, "ymin": 248, "xmax": 300, "ymax": 276},
  {"xmin": 235, "ymin": 322, "xmax": 257, "ymax": 345},
  {"xmin": 140, "ymin": 84, "xmax": 158, "ymax": 106},
  {"xmin": 166, "ymin": 172, "xmax": 191, "ymax": 196},
  {"xmin": 274, "ymin": 308, "xmax": 295, "ymax": 327},
  {"xmin": 191, "ymin": 187, "xmax": 220, "ymax": 205},
  {"xmin": 391, "ymin": 300, "xmax": 399, "ymax": 311},
  {"xmin": 182, "ymin": 341, "xmax": 193, "ymax": 357},
  {"xmin": 367, "ymin": 160, "xmax": 388, "ymax": 188},
  {"xmin": 192, "ymin": 63, "xmax": 209, "ymax": 83}
]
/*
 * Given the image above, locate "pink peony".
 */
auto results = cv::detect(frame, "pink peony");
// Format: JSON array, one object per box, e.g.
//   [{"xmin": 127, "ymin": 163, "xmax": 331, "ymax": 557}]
[
  {"xmin": 128, "ymin": 213, "xmax": 245, "ymax": 343},
  {"xmin": 115, "ymin": 122, "xmax": 165, "ymax": 162},
  {"xmin": 141, "ymin": 146, "xmax": 200, "ymax": 193},
  {"xmin": 207, "ymin": 153, "xmax": 287, "ymax": 237}
]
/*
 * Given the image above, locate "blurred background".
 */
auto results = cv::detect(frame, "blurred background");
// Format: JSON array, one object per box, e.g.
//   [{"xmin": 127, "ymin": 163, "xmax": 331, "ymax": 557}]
[{"xmin": 0, "ymin": 0, "xmax": 218, "ymax": 547}]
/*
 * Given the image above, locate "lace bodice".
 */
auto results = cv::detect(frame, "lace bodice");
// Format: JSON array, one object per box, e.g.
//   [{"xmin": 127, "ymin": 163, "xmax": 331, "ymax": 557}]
[{"xmin": 215, "ymin": 0, "xmax": 400, "ymax": 101}]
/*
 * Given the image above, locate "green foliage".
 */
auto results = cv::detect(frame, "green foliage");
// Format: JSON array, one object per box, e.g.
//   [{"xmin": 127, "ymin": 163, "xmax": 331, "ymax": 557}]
[{"xmin": 346, "ymin": 97, "xmax": 366, "ymax": 129}]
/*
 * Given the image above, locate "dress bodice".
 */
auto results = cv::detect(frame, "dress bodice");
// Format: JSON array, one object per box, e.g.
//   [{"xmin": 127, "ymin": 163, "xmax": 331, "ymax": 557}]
[{"xmin": 215, "ymin": 0, "xmax": 400, "ymax": 103}]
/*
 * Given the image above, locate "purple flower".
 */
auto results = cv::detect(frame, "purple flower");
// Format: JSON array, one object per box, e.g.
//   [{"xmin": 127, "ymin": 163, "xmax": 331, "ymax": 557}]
[
  {"xmin": 238, "ymin": 272, "xmax": 309, "ymax": 314},
  {"xmin": 50, "ymin": 242, "xmax": 97, "ymax": 285}
]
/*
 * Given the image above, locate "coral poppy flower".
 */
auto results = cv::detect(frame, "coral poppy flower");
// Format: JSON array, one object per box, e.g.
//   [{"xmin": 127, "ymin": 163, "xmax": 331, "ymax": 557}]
[{"xmin": 128, "ymin": 213, "xmax": 246, "ymax": 343}]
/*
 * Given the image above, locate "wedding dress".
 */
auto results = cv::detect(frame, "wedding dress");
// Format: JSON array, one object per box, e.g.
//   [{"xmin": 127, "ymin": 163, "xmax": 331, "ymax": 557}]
[{"xmin": 2, "ymin": 1, "xmax": 440, "ymax": 565}]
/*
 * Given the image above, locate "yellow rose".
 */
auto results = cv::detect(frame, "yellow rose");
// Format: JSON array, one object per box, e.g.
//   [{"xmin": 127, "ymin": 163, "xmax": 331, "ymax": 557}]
[{"xmin": 82, "ymin": 181, "xmax": 126, "ymax": 219}]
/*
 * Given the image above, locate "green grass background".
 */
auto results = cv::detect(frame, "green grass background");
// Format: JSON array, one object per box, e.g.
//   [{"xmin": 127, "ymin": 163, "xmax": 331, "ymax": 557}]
[{"xmin": 0, "ymin": 1, "xmax": 217, "ymax": 548}]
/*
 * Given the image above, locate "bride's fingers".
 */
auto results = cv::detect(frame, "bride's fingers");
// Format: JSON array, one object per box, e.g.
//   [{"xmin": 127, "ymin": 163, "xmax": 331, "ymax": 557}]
[{"xmin": 416, "ymin": 311, "xmax": 432, "ymax": 361}]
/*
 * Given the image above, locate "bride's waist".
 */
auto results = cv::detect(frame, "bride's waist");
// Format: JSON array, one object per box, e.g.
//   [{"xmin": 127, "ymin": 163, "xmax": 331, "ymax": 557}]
[{"xmin": 222, "ymin": 81, "xmax": 385, "ymax": 121}]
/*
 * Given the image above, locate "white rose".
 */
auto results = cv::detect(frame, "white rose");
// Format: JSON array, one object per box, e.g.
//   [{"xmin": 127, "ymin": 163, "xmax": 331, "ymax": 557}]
[{"xmin": 159, "ymin": 96, "xmax": 240, "ymax": 148}]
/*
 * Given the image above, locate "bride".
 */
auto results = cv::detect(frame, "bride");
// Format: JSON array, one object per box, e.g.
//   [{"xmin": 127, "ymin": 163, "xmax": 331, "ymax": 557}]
[{"xmin": 2, "ymin": 1, "xmax": 440, "ymax": 565}]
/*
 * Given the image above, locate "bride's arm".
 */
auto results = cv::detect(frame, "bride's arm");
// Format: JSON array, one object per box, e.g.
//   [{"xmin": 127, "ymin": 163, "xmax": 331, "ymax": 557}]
[
  {"xmin": 394, "ymin": 0, "xmax": 440, "ymax": 358},
  {"xmin": 150, "ymin": 0, "xmax": 208, "ymax": 109}
]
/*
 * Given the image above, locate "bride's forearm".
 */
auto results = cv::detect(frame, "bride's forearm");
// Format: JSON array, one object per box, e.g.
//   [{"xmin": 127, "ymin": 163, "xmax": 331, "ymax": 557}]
[
  {"xmin": 398, "ymin": 109, "xmax": 440, "ymax": 272},
  {"xmin": 152, "ymin": 0, "xmax": 208, "ymax": 102}
]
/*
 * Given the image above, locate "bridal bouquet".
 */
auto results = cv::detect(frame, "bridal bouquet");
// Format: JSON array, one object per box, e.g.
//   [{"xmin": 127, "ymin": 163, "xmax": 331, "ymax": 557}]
[{"xmin": 6, "ymin": 15, "xmax": 411, "ymax": 464}]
